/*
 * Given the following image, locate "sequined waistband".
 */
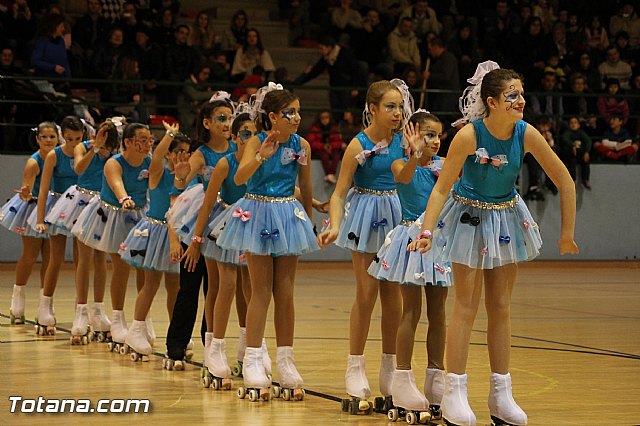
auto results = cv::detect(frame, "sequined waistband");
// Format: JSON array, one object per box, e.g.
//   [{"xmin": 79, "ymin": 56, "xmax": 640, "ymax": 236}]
[
  {"xmin": 452, "ymin": 192, "xmax": 519, "ymax": 210},
  {"xmin": 49, "ymin": 191, "xmax": 61, "ymax": 197},
  {"xmin": 99, "ymin": 197, "xmax": 146, "ymax": 212},
  {"xmin": 217, "ymin": 196, "xmax": 231, "ymax": 209},
  {"xmin": 146, "ymin": 216, "xmax": 167, "ymax": 225},
  {"xmin": 399, "ymin": 219, "xmax": 417, "ymax": 226},
  {"xmin": 244, "ymin": 193, "xmax": 296, "ymax": 203},
  {"xmin": 354, "ymin": 186, "xmax": 397, "ymax": 196},
  {"xmin": 76, "ymin": 186, "xmax": 100, "ymax": 196}
]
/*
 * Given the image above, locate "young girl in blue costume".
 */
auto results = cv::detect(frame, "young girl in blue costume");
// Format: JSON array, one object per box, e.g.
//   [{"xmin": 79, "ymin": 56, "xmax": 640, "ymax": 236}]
[
  {"xmin": 317, "ymin": 79, "xmax": 411, "ymax": 411},
  {"xmin": 216, "ymin": 83, "xmax": 318, "ymax": 401},
  {"xmin": 368, "ymin": 111, "xmax": 451, "ymax": 420},
  {"xmin": 2, "ymin": 122, "xmax": 57, "ymax": 324},
  {"xmin": 72, "ymin": 123, "xmax": 152, "ymax": 352},
  {"xmin": 410, "ymin": 62, "xmax": 579, "ymax": 426},
  {"xmin": 164, "ymin": 92, "xmax": 236, "ymax": 369},
  {"xmin": 48, "ymin": 120, "xmax": 121, "ymax": 344},
  {"xmin": 32, "ymin": 116, "xmax": 84, "ymax": 335},
  {"xmin": 182, "ymin": 110, "xmax": 255, "ymax": 389},
  {"xmin": 120, "ymin": 122, "xmax": 191, "ymax": 359}
]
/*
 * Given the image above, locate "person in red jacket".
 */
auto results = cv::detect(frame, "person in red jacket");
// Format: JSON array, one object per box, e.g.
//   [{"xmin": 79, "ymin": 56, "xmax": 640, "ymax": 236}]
[{"xmin": 307, "ymin": 110, "xmax": 346, "ymax": 184}]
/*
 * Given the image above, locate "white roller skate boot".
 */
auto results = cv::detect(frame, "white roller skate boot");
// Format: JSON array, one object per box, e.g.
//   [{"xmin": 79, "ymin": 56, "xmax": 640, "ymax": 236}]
[
  {"xmin": 124, "ymin": 320, "xmax": 152, "ymax": 361},
  {"xmin": 203, "ymin": 332, "xmax": 213, "ymax": 368},
  {"xmin": 145, "ymin": 314, "xmax": 156, "ymax": 348},
  {"xmin": 185, "ymin": 338, "xmax": 194, "ymax": 360},
  {"xmin": 441, "ymin": 373, "xmax": 476, "ymax": 426},
  {"xmin": 203, "ymin": 338, "xmax": 232, "ymax": 390},
  {"xmin": 342, "ymin": 354, "xmax": 373, "ymax": 414},
  {"xmin": 273, "ymin": 346, "xmax": 305, "ymax": 401},
  {"xmin": 488, "ymin": 372, "xmax": 528, "ymax": 426},
  {"xmin": 425, "ymin": 368, "xmax": 446, "ymax": 419},
  {"xmin": 35, "ymin": 294, "xmax": 56, "ymax": 335},
  {"xmin": 237, "ymin": 346, "xmax": 270, "ymax": 402},
  {"xmin": 388, "ymin": 369, "xmax": 431, "ymax": 423},
  {"xmin": 108, "ymin": 310, "xmax": 128, "ymax": 354},
  {"xmin": 91, "ymin": 302, "xmax": 111, "ymax": 343},
  {"xmin": 375, "ymin": 353, "xmax": 396, "ymax": 412},
  {"xmin": 232, "ymin": 327, "xmax": 247, "ymax": 377},
  {"xmin": 10, "ymin": 284, "xmax": 26, "ymax": 324},
  {"xmin": 70, "ymin": 304, "xmax": 93, "ymax": 345},
  {"xmin": 262, "ymin": 338, "xmax": 272, "ymax": 378}
]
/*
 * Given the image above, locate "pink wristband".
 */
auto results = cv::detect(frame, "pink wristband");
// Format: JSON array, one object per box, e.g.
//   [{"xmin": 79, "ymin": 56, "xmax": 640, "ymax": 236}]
[
  {"xmin": 118, "ymin": 195, "xmax": 132, "ymax": 204},
  {"xmin": 418, "ymin": 230, "xmax": 433, "ymax": 240},
  {"xmin": 192, "ymin": 235, "xmax": 205, "ymax": 244}
]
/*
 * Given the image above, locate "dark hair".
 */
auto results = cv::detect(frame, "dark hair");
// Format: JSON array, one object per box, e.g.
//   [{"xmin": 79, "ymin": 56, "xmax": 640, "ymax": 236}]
[
  {"xmin": 259, "ymin": 89, "xmax": 298, "ymax": 131},
  {"xmin": 59, "ymin": 115, "xmax": 84, "ymax": 133},
  {"xmin": 169, "ymin": 132, "xmax": 191, "ymax": 152},
  {"xmin": 480, "ymin": 68, "xmax": 523, "ymax": 113},
  {"xmin": 195, "ymin": 99, "xmax": 234, "ymax": 146},
  {"xmin": 232, "ymin": 113, "xmax": 253, "ymax": 136},
  {"xmin": 37, "ymin": 14, "xmax": 66, "ymax": 39},
  {"xmin": 243, "ymin": 28, "xmax": 264, "ymax": 54},
  {"xmin": 428, "ymin": 37, "xmax": 445, "ymax": 48},
  {"xmin": 318, "ymin": 36, "xmax": 336, "ymax": 47},
  {"xmin": 176, "ymin": 24, "xmax": 190, "ymax": 33},
  {"xmin": 36, "ymin": 121, "xmax": 58, "ymax": 136},
  {"xmin": 231, "ymin": 9, "xmax": 248, "ymax": 27},
  {"xmin": 409, "ymin": 111, "xmax": 441, "ymax": 127},
  {"xmin": 122, "ymin": 123, "xmax": 148, "ymax": 149},
  {"xmin": 98, "ymin": 121, "xmax": 123, "ymax": 152}
]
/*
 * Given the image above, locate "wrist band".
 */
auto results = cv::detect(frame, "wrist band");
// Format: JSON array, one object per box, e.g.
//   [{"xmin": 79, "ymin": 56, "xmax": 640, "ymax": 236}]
[
  {"xmin": 412, "ymin": 150, "xmax": 423, "ymax": 159},
  {"xmin": 192, "ymin": 235, "xmax": 204, "ymax": 244},
  {"xmin": 93, "ymin": 146, "xmax": 100, "ymax": 154},
  {"xmin": 255, "ymin": 151, "xmax": 267, "ymax": 164},
  {"xmin": 174, "ymin": 176, "xmax": 185, "ymax": 183},
  {"xmin": 166, "ymin": 130, "xmax": 176, "ymax": 138},
  {"xmin": 118, "ymin": 195, "xmax": 132, "ymax": 204},
  {"xmin": 418, "ymin": 230, "xmax": 432, "ymax": 240}
]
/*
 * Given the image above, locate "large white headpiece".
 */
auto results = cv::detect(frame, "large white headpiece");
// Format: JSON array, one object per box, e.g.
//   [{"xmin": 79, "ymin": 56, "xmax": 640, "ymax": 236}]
[{"xmin": 452, "ymin": 60, "xmax": 501, "ymax": 127}]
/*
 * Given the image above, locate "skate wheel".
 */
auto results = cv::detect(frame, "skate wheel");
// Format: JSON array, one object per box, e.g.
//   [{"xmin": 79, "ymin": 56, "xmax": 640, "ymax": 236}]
[
  {"xmin": 282, "ymin": 388, "xmax": 291, "ymax": 401},
  {"xmin": 388, "ymin": 408, "xmax": 399, "ymax": 422},
  {"xmin": 82, "ymin": 336, "xmax": 88, "ymax": 345},
  {"xmin": 212, "ymin": 378, "xmax": 219, "ymax": 390},
  {"xmin": 97, "ymin": 333, "xmax": 106, "ymax": 343},
  {"xmin": 293, "ymin": 388, "xmax": 305, "ymax": 401},
  {"xmin": 202, "ymin": 375, "xmax": 211, "ymax": 388},
  {"xmin": 272, "ymin": 386, "xmax": 281, "ymax": 399},
  {"xmin": 130, "ymin": 352, "xmax": 139, "ymax": 362},
  {"xmin": 107, "ymin": 342, "xmax": 114, "ymax": 351},
  {"xmin": 248, "ymin": 389, "xmax": 258, "ymax": 402},
  {"xmin": 119, "ymin": 344, "xmax": 128, "ymax": 356},
  {"xmin": 174, "ymin": 360, "xmax": 184, "ymax": 371},
  {"xmin": 231, "ymin": 363, "xmax": 242, "ymax": 377},
  {"xmin": 221, "ymin": 378, "xmax": 233, "ymax": 390},
  {"xmin": 406, "ymin": 411, "xmax": 417, "ymax": 425},
  {"xmin": 237, "ymin": 387, "xmax": 246, "ymax": 399}
]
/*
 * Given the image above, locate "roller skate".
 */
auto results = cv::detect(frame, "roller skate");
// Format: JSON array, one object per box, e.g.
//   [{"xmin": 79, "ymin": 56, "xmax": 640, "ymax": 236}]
[
  {"xmin": 163, "ymin": 342, "xmax": 191, "ymax": 371},
  {"xmin": 441, "ymin": 373, "xmax": 476, "ymax": 426},
  {"xmin": 10, "ymin": 284, "xmax": 26, "ymax": 324},
  {"xmin": 272, "ymin": 346, "xmax": 305, "ymax": 401},
  {"xmin": 202, "ymin": 338, "xmax": 233, "ymax": 390},
  {"xmin": 106, "ymin": 310, "xmax": 128, "ymax": 354},
  {"xmin": 145, "ymin": 314, "xmax": 156, "ymax": 348},
  {"xmin": 35, "ymin": 294, "xmax": 56, "ymax": 336},
  {"xmin": 388, "ymin": 369, "xmax": 432, "ymax": 424},
  {"xmin": 425, "ymin": 368, "xmax": 445, "ymax": 419},
  {"xmin": 236, "ymin": 346, "xmax": 271, "ymax": 402},
  {"xmin": 91, "ymin": 303, "xmax": 111, "ymax": 343},
  {"xmin": 201, "ymin": 332, "xmax": 214, "ymax": 382},
  {"xmin": 341, "ymin": 355, "xmax": 374, "ymax": 415},
  {"xmin": 232, "ymin": 327, "xmax": 246, "ymax": 377},
  {"xmin": 488, "ymin": 373, "xmax": 527, "ymax": 426},
  {"xmin": 374, "ymin": 353, "xmax": 396, "ymax": 413},
  {"xmin": 185, "ymin": 338, "xmax": 194, "ymax": 361},
  {"xmin": 124, "ymin": 320, "xmax": 152, "ymax": 362},
  {"xmin": 70, "ymin": 304, "xmax": 93, "ymax": 345}
]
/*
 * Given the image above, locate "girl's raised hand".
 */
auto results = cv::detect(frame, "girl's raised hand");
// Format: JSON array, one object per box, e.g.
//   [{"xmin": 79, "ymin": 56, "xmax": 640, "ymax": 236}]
[
  {"xmin": 173, "ymin": 151, "xmax": 191, "ymax": 179},
  {"xmin": 403, "ymin": 122, "xmax": 423, "ymax": 155},
  {"xmin": 162, "ymin": 120, "xmax": 180, "ymax": 135},
  {"xmin": 258, "ymin": 130, "xmax": 281, "ymax": 159},
  {"xmin": 93, "ymin": 125, "xmax": 108, "ymax": 150}
]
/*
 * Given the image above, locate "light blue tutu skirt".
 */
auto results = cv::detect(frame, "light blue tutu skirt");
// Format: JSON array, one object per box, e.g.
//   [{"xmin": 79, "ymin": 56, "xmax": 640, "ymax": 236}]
[
  {"xmin": 175, "ymin": 201, "xmax": 226, "ymax": 246},
  {"xmin": 45, "ymin": 186, "xmax": 97, "ymax": 233},
  {"xmin": 0, "ymin": 194, "xmax": 46, "ymax": 238},
  {"xmin": 216, "ymin": 195, "xmax": 319, "ymax": 257},
  {"xmin": 166, "ymin": 183, "xmax": 205, "ymax": 233},
  {"xmin": 335, "ymin": 187, "xmax": 402, "ymax": 253},
  {"xmin": 434, "ymin": 192, "xmax": 542, "ymax": 269},
  {"xmin": 201, "ymin": 204, "xmax": 247, "ymax": 265},
  {"xmin": 368, "ymin": 218, "xmax": 453, "ymax": 286},
  {"xmin": 27, "ymin": 192, "xmax": 70, "ymax": 236},
  {"xmin": 119, "ymin": 217, "xmax": 179, "ymax": 274},
  {"xmin": 71, "ymin": 197, "xmax": 146, "ymax": 254}
]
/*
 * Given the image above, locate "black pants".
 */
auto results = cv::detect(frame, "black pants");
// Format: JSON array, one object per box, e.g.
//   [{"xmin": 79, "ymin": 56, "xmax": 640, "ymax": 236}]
[
  {"xmin": 562, "ymin": 149, "xmax": 591, "ymax": 183},
  {"xmin": 165, "ymin": 243, "xmax": 208, "ymax": 360}
]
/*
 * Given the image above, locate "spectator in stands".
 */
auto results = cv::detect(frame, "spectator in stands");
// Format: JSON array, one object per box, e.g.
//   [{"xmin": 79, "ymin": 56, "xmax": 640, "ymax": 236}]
[
  {"xmin": 425, "ymin": 36, "xmax": 460, "ymax": 114},
  {"xmin": 543, "ymin": 53, "xmax": 567, "ymax": 89},
  {"xmin": 6, "ymin": 0, "xmax": 36, "ymax": 63},
  {"xmin": 524, "ymin": 117, "xmax": 556, "ymax": 201},
  {"xmin": 231, "ymin": 28, "xmax": 275, "ymax": 81},
  {"xmin": 598, "ymin": 78, "xmax": 630, "ymax": 124},
  {"xmin": 447, "ymin": 20, "xmax": 479, "ymax": 87},
  {"xmin": 307, "ymin": 109, "xmax": 345, "ymax": 184},
  {"xmin": 560, "ymin": 116, "xmax": 592, "ymax": 189},
  {"xmin": 116, "ymin": 1, "xmax": 143, "ymax": 47},
  {"xmin": 190, "ymin": 11, "xmax": 218, "ymax": 55},
  {"xmin": 338, "ymin": 108, "xmax": 362, "ymax": 145},
  {"xmin": 528, "ymin": 72, "xmax": 564, "ymax": 131},
  {"xmin": 231, "ymin": 65, "xmax": 265, "ymax": 102},
  {"xmin": 0, "ymin": 46, "xmax": 20, "ymax": 151},
  {"xmin": 613, "ymin": 31, "xmax": 637, "ymax": 69},
  {"xmin": 161, "ymin": 24, "xmax": 196, "ymax": 115},
  {"xmin": 330, "ymin": 0, "xmax": 362, "ymax": 45},
  {"xmin": 90, "ymin": 26, "xmax": 126, "ymax": 79},
  {"xmin": 132, "ymin": 25, "xmax": 164, "ymax": 92},
  {"xmin": 576, "ymin": 52, "xmax": 602, "ymax": 91},
  {"xmin": 595, "ymin": 113, "xmax": 638, "ymax": 161},
  {"xmin": 564, "ymin": 73, "xmax": 596, "ymax": 117},
  {"xmin": 548, "ymin": 22, "xmax": 568, "ymax": 63},
  {"xmin": 31, "ymin": 14, "xmax": 71, "ymax": 79},
  {"xmin": 585, "ymin": 15, "xmax": 610, "ymax": 57},
  {"xmin": 402, "ymin": 65, "xmax": 422, "ymax": 107},
  {"xmin": 353, "ymin": 8, "xmax": 392, "ymax": 79},
  {"xmin": 293, "ymin": 36, "xmax": 361, "ymax": 123},
  {"xmin": 73, "ymin": 0, "xmax": 110, "ymax": 68},
  {"xmin": 399, "ymin": 0, "xmax": 441, "ymax": 53},
  {"xmin": 108, "ymin": 55, "xmax": 147, "ymax": 122},
  {"xmin": 387, "ymin": 16, "xmax": 421, "ymax": 76},
  {"xmin": 566, "ymin": 13, "xmax": 588, "ymax": 56},
  {"xmin": 153, "ymin": 7, "xmax": 176, "ymax": 46},
  {"xmin": 100, "ymin": 0, "xmax": 124, "ymax": 22},
  {"xmin": 513, "ymin": 17, "xmax": 548, "ymax": 89},
  {"xmin": 209, "ymin": 50, "xmax": 231, "ymax": 83},
  {"xmin": 150, "ymin": 0, "xmax": 180, "ymax": 19},
  {"xmin": 219, "ymin": 9, "xmax": 248, "ymax": 53},
  {"xmin": 627, "ymin": 73, "xmax": 640, "ymax": 137},
  {"xmin": 178, "ymin": 61, "xmax": 213, "ymax": 135},
  {"xmin": 532, "ymin": 0, "xmax": 555, "ymax": 34},
  {"xmin": 483, "ymin": 0, "xmax": 520, "ymax": 60},
  {"xmin": 598, "ymin": 46, "xmax": 632, "ymax": 89},
  {"xmin": 610, "ymin": 2, "xmax": 640, "ymax": 48}
]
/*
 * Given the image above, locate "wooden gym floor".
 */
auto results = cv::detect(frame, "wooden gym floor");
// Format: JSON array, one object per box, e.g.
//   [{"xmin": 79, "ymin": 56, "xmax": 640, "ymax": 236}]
[{"xmin": 0, "ymin": 261, "xmax": 639, "ymax": 425}]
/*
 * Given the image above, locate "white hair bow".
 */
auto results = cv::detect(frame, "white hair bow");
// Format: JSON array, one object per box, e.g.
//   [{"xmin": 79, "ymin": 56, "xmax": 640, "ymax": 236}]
[
  {"xmin": 268, "ymin": 82, "xmax": 284, "ymax": 91},
  {"xmin": 453, "ymin": 60, "xmax": 502, "ymax": 127},
  {"xmin": 209, "ymin": 91, "xmax": 232, "ymax": 103}
]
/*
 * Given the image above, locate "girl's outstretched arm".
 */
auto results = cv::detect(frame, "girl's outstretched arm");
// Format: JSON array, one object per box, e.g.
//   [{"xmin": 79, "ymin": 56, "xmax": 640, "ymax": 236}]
[{"xmin": 35, "ymin": 150, "xmax": 57, "ymax": 232}]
